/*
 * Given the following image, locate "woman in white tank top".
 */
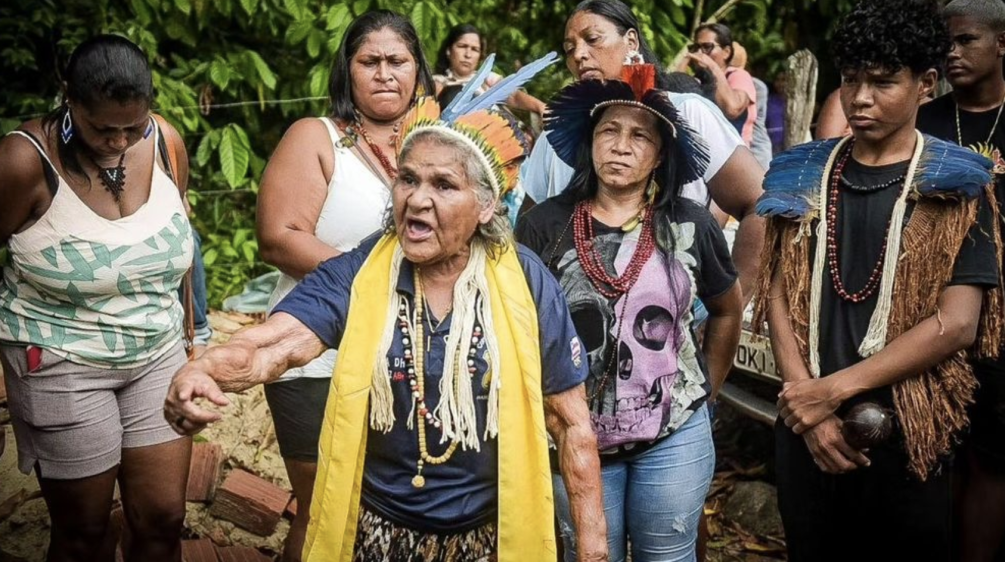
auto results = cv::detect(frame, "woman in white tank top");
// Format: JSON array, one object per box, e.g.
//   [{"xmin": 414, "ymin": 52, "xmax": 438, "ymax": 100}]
[
  {"xmin": 255, "ymin": 11, "xmax": 437, "ymax": 561},
  {"xmin": 0, "ymin": 36, "xmax": 193, "ymax": 562}
]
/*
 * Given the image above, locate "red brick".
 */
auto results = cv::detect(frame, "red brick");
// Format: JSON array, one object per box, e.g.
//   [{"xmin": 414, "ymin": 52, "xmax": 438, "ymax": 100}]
[
  {"xmin": 209, "ymin": 469, "xmax": 290, "ymax": 536},
  {"xmin": 187, "ymin": 442, "xmax": 224, "ymax": 502},
  {"xmin": 215, "ymin": 546, "xmax": 272, "ymax": 562},
  {"xmin": 283, "ymin": 498, "xmax": 297, "ymax": 520},
  {"xmin": 182, "ymin": 539, "xmax": 219, "ymax": 562}
]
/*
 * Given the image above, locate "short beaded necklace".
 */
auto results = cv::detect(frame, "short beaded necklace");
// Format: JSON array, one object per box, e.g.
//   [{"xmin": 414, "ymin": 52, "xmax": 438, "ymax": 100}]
[
  {"xmin": 825, "ymin": 141, "xmax": 909, "ymax": 303},
  {"xmin": 88, "ymin": 153, "xmax": 128, "ymax": 202},
  {"xmin": 399, "ymin": 268, "xmax": 484, "ymax": 488}
]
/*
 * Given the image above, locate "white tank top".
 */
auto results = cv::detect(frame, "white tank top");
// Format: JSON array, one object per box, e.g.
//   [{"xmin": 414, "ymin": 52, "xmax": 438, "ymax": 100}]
[
  {"xmin": 268, "ymin": 117, "xmax": 391, "ymax": 380},
  {"xmin": 0, "ymin": 125, "xmax": 194, "ymax": 368}
]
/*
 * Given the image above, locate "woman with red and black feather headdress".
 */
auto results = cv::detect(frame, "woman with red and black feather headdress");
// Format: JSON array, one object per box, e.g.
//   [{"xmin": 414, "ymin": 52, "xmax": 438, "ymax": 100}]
[{"xmin": 516, "ymin": 64, "xmax": 743, "ymax": 562}]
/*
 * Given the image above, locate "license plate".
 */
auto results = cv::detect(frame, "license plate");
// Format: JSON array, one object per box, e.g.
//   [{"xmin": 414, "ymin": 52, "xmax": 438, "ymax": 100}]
[{"xmin": 732, "ymin": 330, "xmax": 780, "ymax": 382}]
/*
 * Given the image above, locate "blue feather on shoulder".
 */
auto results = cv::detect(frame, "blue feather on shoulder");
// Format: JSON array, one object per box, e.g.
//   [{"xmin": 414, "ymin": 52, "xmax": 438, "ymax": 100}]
[
  {"xmin": 756, "ymin": 138, "xmax": 842, "ymax": 220},
  {"xmin": 914, "ymin": 134, "xmax": 993, "ymax": 200}
]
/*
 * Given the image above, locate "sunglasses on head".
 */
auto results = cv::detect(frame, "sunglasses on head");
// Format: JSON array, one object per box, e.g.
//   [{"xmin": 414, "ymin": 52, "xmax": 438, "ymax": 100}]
[{"xmin": 687, "ymin": 42, "xmax": 717, "ymax": 54}]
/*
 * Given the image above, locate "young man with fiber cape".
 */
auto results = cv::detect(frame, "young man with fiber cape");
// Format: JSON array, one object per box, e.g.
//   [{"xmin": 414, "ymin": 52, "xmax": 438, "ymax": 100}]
[{"xmin": 753, "ymin": 1, "xmax": 1003, "ymax": 560}]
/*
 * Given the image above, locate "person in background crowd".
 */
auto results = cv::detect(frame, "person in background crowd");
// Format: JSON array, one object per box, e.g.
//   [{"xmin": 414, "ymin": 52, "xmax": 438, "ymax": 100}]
[
  {"xmin": 766, "ymin": 73, "xmax": 787, "ymax": 153},
  {"xmin": 255, "ymin": 11, "xmax": 435, "ymax": 562},
  {"xmin": 517, "ymin": 63, "xmax": 743, "ymax": 562},
  {"xmin": 916, "ymin": 1, "xmax": 1005, "ymax": 560},
  {"xmin": 755, "ymin": 1, "xmax": 1001, "ymax": 560},
  {"xmin": 686, "ymin": 23, "xmax": 757, "ymax": 147},
  {"xmin": 521, "ymin": 0, "xmax": 765, "ymax": 305},
  {"xmin": 433, "ymin": 23, "xmax": 546, "ymax": 228},
  {"xmin": 0, "ymin": 35, "xmax": 194, "ymax": 562},
  {"xmin": 731, "ymin": 43, "xmax": 773, "ymax": 168},
  {"xmin": 815, "ymin": 87, "xmax": 851, "ymax": 139},
  {"xmin": 433, "ymin": 23, "xmax": 547, "ymax": 118},
  {"xmin": 165, "ymin": 64, "xmax": 609, "ymax": 561}
]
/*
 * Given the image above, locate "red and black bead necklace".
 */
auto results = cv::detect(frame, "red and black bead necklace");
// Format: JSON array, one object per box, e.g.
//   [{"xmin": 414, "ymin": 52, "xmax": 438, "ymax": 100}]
[
  {"xmin": 825, "ymin": 143, "xmax": 907, "ymax": 303},
  {"xmin": 572, "ymin": 199, "xmax": 657, "ymax": 299},
  {"xmin": 355, "ymin": 123, "xmax": 398, "ymax": 181}
]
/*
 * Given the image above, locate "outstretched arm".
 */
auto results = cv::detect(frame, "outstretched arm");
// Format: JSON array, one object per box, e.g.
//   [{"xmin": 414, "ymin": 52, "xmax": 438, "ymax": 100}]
[
  {"xmin": 164, "ymin": 312, "xmax": 326, "ymax": 435},
  {"xmin": 545, "ymin": 384, "xmax": 608, "ymax": 562}
]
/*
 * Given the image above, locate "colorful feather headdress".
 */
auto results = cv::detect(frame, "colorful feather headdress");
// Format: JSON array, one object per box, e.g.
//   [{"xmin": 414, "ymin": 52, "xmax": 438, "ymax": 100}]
[
  {"xmin": 395, "ymin": 52, "xmax": 559, "ymax": 199},
  {"xmin": 544, "ymin": 64, "xmax": 710, "ymax": 184}
]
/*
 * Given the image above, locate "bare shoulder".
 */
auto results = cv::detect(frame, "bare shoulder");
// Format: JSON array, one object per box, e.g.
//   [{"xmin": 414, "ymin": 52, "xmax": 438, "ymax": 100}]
[
  {"xmin": 280, "ymin": 117, "xmax": 336, "ymax": 150},
  {"xmin": 0, "ymin": 120, "xmax": 52, "ymax": 241},
  {"xmin": 0, "ymin": 120, "xmax": 49, "ymax": 193}
]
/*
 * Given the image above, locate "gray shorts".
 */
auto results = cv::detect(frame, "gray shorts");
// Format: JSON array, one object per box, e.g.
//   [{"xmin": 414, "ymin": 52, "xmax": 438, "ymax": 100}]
[{"xmin": 0, "ymin": 342, "xmax": 186, "ymax": 480}]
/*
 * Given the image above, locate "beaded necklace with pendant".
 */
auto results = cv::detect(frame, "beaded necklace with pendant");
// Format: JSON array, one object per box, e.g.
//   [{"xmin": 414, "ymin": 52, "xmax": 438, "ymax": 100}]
[{"xmin": 400, "ymin": 269, "xmax": 484, "ymax": 488}]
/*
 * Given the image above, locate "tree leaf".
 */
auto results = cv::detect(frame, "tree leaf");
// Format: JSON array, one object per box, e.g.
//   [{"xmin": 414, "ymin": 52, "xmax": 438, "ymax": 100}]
[
  {"xmin": 219, "ymin": 126, "xmax": 249, "ymax": 188},
  {"xmin": 410, "ymin": 1, "xmax": 428, "ymax": 41},
  {"xmin": 352, "ymin": 0, "xmax": 370, "ymax": 16},
  {"xmin": 209, "ymin": 61, "xmax": 231, "ymax": 90},
  {"xmin": 283, "ymin": 0, "xmax": 304, "ymax": 20},
  {"xmin": 129, "ymin": 0, "xmax": 152, "ymax": 24},
  {"xmin": 176, "ymin": 0, "xmax": 192, "ymax": 15},
  {"xmin": 245, "ymin": 50, "xmax": 276, "ymax": 89},
  {"xmin": 239, "ymin": 0, "xmax": 257, "ymax": 16},
  {"xmin": 286, "ymin": 20, "xmax": 312, "ymax": 45},
  {"xmin": 307, "ymin": 29, "xmax": 323, "ymax": 58},
  {"xmin": 195, "ymin": 133, "xmax": 215, "ymax": 167},
  {"xmin": 309, "ymin": 66, "xmax": 328, "ymax": 97},
  {"xmin": 202, "ymin": 247, "xmax": 218, "ymax": 267},
  {"xmin": 326, "ymin": 4, "xmax": 350, "ymax": 31},
  {"xmin": 241, "ymin": 241, "xmax": 256, "ymax": 264}
]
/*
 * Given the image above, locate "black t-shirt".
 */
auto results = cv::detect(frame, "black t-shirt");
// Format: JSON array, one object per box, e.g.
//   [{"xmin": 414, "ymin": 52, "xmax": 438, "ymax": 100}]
[
  {"xmin": 818, "ymin": 154, "xmax": 999, "ymax": 409},
  {"xmin": 516, "ymin": 191, "xmax": 737, "ymax": 457},
  {"xmin": 919, "ymin": 94, "xmax": 1005, "ymax": 373}
]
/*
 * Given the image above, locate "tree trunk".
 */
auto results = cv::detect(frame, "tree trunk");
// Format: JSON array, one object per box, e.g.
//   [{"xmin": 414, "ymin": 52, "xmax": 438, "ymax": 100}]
[{"xmin": 784, "ymin": 49, "xmax": 818, "ymax": 149}]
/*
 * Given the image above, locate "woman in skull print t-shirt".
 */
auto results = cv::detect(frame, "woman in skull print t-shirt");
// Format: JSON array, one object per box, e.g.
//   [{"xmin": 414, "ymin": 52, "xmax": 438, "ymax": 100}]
[{"xmin": 516, "ymin": 73, "xmax": 742, "ymax": 561}]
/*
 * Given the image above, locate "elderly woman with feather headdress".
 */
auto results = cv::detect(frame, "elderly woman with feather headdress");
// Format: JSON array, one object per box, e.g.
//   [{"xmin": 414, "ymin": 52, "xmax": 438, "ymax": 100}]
[{"xmin": 163, "ymin": 55, "xmax": 608, "ymax": 562}]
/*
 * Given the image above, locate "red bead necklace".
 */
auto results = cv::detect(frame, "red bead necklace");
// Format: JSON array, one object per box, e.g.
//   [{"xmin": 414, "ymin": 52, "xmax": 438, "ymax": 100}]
[
  {"xmin": 572, "ymin": 199, "xmax": 656, "ymax": 299},
  {"xmin": 355, "ymin": 123, "xmax": 398, "ymax": 181},
  {"xmin": 825, "ymin": 144, "xmax": 906, "ymax": 303}
]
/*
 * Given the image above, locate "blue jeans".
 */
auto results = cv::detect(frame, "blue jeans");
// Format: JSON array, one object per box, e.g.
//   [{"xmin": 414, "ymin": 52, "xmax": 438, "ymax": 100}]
[{"xmin": 554, "ymin": 404, "xmax": 714, "ymax": 562}]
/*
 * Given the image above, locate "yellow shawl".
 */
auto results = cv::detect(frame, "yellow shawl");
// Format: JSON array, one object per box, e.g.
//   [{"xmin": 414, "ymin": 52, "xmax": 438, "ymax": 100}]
[{"xmin": 303, "ymin": 233, "xmax": 557, "ymax": 561}]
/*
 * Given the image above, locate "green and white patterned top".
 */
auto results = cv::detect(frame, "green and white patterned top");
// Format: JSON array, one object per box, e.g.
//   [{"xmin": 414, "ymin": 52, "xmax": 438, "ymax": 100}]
[{"xmin": 0, "ymin": 128, "xmax": 194, "ymax": 368}]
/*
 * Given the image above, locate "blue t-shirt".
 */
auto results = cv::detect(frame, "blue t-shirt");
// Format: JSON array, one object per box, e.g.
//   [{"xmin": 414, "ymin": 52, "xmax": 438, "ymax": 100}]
[{"xmin": 273, "ymin": 235, "xmax": 588, "ymax": 532}]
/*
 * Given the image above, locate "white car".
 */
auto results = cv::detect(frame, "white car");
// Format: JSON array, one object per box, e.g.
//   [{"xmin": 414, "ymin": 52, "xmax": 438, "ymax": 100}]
[{"xmin": 718, "ymin": 223, "xmax": 780, "ymax": 425}]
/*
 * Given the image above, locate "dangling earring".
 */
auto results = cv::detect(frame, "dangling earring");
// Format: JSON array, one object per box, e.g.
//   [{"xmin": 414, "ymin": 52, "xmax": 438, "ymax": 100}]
[
  {"xmin": 623, "ymin": 49, "xmax": 643, "ymax": 66},
  {"xmin": 60, "ymin": 110, "xmax": 74, "ymax": 144},
  {"xmin": 645, "ymin": 171, "xmax": 658, "ymax": 206}
]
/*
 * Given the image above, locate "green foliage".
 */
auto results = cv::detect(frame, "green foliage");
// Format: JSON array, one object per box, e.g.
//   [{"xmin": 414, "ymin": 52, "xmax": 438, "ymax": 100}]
[{"xmin": 0, "ymin": 0, "xmax": 856, "ymax": 306}]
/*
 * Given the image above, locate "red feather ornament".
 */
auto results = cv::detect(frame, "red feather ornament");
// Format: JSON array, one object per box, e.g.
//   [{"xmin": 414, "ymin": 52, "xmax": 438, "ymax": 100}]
[{"xmin": 620, "ymin": 64, "xmax": 656, "ymax": 101}]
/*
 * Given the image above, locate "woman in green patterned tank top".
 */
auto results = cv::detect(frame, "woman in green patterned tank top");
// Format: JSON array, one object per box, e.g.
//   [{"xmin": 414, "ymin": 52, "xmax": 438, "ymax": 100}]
[{"xmin": 0, "ymin": 35, "xmax": 194, "ymax": 562}]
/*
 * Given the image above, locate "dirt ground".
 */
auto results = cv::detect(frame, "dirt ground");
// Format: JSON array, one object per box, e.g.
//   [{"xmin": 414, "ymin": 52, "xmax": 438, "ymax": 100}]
[{"xmin": 0, "ymin": 311, "xmax": 785, "ymax": 562}]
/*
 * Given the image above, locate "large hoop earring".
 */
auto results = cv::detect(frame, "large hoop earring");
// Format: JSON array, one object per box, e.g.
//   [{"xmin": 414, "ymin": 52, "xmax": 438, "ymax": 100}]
[{"xmin": 60, "ymin": 110, "xmax": 74, "ymax": 144}]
